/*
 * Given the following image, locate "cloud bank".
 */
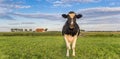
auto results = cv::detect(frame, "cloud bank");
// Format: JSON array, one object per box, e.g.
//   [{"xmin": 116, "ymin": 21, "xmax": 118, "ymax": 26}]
[
  {"xmin": 48, "ymin": 0, "xmax": 101, "ymax": 7},
  {"xmin": 77, "ymin": 7, "xmax": 120, "ymax": 24},
  {"xmin": 0, "ymin": 0, "xmax": 31, "ymax": 20},
  {"xmin": 12, "ymin": 13, "xmax": 62, "ymax": 21},
  {"xmin": 11, "ymin": 7, "xmax": 120, "ymax": 25}
]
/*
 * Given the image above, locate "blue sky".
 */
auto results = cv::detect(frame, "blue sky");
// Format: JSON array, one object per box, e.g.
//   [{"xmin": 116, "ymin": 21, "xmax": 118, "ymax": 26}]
[{"xmin": 0, "ymin": 0, "xmax": 120, "ymax": 31}]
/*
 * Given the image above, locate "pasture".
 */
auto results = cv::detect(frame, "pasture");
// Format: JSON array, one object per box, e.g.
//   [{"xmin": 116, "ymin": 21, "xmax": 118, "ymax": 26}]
[{"xmin": 0, "ymin": 32, "xmax": 120, "ymax": 59}]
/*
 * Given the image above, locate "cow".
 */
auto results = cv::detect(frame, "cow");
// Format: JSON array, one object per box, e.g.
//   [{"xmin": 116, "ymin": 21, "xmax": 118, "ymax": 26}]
[{"xmin": 62, "ymin": 11, "xmax": 82, "ymax": 56}]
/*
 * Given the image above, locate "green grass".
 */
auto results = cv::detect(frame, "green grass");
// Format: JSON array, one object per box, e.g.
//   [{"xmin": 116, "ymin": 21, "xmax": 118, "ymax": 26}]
[{"xmin": 0, "ymin": 32, "xmax": 120, "ymax": 59}]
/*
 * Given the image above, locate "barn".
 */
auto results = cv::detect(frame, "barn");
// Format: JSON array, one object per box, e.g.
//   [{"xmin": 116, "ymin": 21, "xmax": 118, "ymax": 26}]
[{"xmin": 35, "ymin": 28, "xmax": 48, "ymax": 32}]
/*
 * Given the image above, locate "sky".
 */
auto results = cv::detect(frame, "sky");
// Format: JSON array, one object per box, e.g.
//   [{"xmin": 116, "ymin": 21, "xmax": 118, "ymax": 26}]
[{"xmin": 0, "ymin": 0, "xmax": 120, "ymax": 32}]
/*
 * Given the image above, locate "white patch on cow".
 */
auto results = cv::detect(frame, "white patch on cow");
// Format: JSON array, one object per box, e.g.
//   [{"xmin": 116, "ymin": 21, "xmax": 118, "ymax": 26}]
[
  {"xmin": 71, "ymin": 19, "xmax": 74, "ymax": 25},
  {"xmin": 64, "ymin": 34, "xmax": 78, "ymax": 57},
  {"xmin": 72, "ymin": 35, "xmax": 77, "ymax": 56},
  {"xmin": 64, "ymin": 35, "xmax": 71, "ymax": 56},
  {"xmin": 69, "ymin": 13, "xmax": 75, "ymax": 26}
]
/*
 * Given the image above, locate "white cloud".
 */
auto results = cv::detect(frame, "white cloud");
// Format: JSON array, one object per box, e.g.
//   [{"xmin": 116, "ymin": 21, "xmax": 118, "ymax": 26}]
[
  {"xmin": 0, "ymin": 4, "xmax": 31, "ymax": 9},
  {"xmin": 0, "ymin": 0, "xmax": 3, "ymax": 3},
  {"xmin": 8, "ymin": 22, "xmax": 36, "ymax": 25},
  {"xmin": 78, "ymin": 7, "xmax": 120, "ymax": 19},
  {"xmin": 48, "ymin": 0, "xmax": 72, "ymax": 7},
  {"xmin": 11, "ymin": 7, "xmax": 120, "ymax": 25},
  {"xmin": 80, "ymin": 7, "xmax": 120, "ymax": 12},
  {"xmin": 12, "ymin": 13, "xmax": 63, "ymax": 21},
  {"xmin": 53, "ymin": 1, "xmax": 72, "ymax": 7},
  {"xmin": 0, "ymin": 7, "xmax": 14, "ymax": 20},
  {"xmin": 60, "ymin": 0, "xmax": 101, "ymax": 3},
  {"xmin": 14, "ymin": 5, "xmax": 31, "ymax": 8},
  {"xmin": 0, "ymin": 0, "xmax": 31, "ymax": 20},
  {"xmin": 76, "ymin": 7, "xmax": 120, "ymax": 31},
  {"xmin": 0, "ymin": 7, "xmax": 9, "ymax": 14},
  {"xmin": 48, "ymin": 0, "xmax": 101, "ymax": 7}
]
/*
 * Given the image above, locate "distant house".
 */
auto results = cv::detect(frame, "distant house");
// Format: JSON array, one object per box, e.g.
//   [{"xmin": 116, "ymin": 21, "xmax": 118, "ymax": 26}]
[{"xmin": 11, "ymin": 28, "xmax": 33, "ymax": 32}]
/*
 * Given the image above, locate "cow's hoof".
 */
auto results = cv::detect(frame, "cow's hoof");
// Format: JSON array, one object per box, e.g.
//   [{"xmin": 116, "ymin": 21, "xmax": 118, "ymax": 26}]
[
  {"xmin": 72, "ymin": 54, "xmax": 75, "ymax": 56},
  {"xmin": 66, "ymin": 54, "xmax": 69, "ymax": 57}
]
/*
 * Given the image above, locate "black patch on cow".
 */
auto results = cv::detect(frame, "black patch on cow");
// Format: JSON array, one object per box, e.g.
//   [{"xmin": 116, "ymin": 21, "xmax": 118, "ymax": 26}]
[
  {"xmin": 62, "ymin": 14, "xmax": 68, "ymax": 18},
  {"xmin": 76, "ymin": 14, "xmax": 82, "ymax": 19},
  {"xmin": 62, "ymin": 20, "xmax": 80, "ymax": 36}
]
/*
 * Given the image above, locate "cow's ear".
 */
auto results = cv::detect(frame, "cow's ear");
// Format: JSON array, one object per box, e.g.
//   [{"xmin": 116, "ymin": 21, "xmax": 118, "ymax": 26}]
[
  {"xmin": 62, "ymin": 14, "xmax": 68, "ymax": 18},
  {"xmin": 76, "ymin": 14, "xmax": 82, "ymax": 19}
]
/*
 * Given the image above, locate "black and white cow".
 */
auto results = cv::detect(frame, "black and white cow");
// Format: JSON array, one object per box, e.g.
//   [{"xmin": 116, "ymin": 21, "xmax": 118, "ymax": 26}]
[{"xmin": 62, "ymin": 11, "xmax": 82, "ymax": 56}]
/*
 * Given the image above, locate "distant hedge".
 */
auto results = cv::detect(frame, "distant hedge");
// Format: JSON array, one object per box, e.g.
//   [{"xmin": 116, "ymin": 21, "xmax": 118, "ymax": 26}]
[
  {"xmin": 81, "ymin": 32, "xmax": 120, "ymax": 37},
  {"xmin": 0, "ymin": 31, "xmax": 120, "ymax": 37},
  {"xmin": 0, "ymin": 31, "xmax": 62, "ymax": 36}
]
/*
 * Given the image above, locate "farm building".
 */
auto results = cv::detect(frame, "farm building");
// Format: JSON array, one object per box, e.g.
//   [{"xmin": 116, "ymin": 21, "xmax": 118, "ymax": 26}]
[
  {"xmin": 11, "ymin": 28, "xmax": 48, "ymax": 32},
  {"xmin": 35, "ymin": 28, "xmax": 48, "ymax": 32}
]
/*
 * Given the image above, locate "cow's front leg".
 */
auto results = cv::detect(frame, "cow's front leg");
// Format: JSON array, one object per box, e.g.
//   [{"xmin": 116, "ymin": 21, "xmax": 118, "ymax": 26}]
[
  {"xmin": 66, "ymin": 42, "xmax": 70, "ymax": 57},
  {"xmin": 72, "ymin": 35, "xmax": 77, "ymax": 56},
  {"xmin": 64, "ymin": 35, "xmax": 71, "ymax": 57}
]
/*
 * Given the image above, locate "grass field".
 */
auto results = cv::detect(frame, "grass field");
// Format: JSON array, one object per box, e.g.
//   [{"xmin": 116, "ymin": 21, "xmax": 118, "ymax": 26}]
[{"xmin": 0, "ymin": 32, "xmax": 120, "ymax": 59}]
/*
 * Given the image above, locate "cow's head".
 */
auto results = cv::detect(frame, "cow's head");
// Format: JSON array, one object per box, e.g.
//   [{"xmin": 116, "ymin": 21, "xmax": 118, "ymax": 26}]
[{"xmin": 62, "ymin": 11, "xmax": 82, "ymax": 29}]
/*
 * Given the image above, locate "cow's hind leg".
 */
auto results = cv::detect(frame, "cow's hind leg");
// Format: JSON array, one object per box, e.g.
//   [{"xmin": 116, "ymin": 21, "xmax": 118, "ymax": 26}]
[
  {"xmin": 72, "ymin": 35, "xmax": 77, "ymax": 56},
  {"xmin": 64, "ymin": 35, "xmax": 71, "ymax": 57}
]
